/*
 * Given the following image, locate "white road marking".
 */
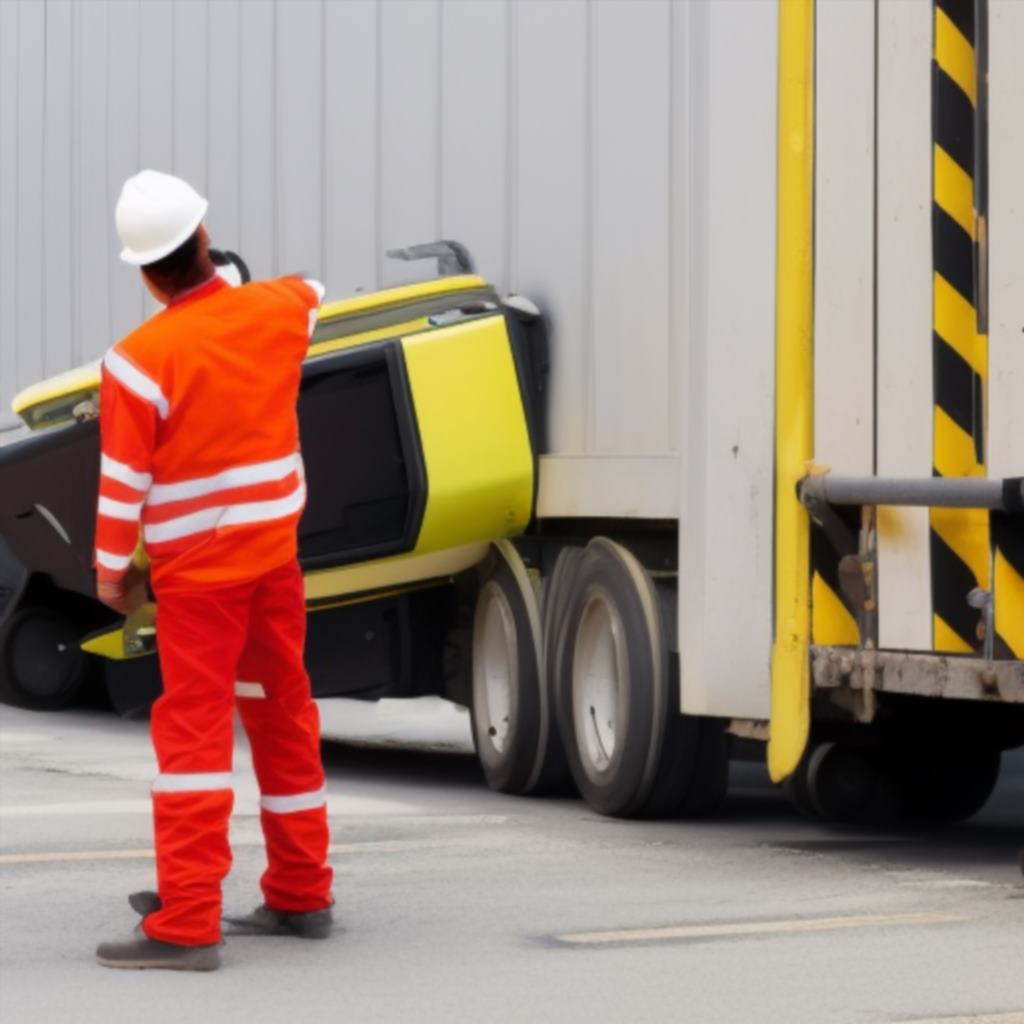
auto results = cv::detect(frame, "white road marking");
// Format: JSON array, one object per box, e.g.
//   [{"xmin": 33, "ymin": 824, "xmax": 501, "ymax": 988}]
[
  {"xmin": 888, "ymin": 869, "xmax": 992, "ymax": 890},
  {"xmin": 556, "ymin": 912, "xmax": 967, "ymax": 946},
  {"xmin": 0, "ymin": 731, "xmax": 57, "ymax": 745},
  {"xmin": 0, "ymin": 837, "xmax": 455, "ymax": 866},
  {"xmin": 899, "ymin": 1015, "xmax": 1024, "ymax": 1024},
  {"xmin": 0, "ymin": 800, "xmax": 154, "ymax": 817}
]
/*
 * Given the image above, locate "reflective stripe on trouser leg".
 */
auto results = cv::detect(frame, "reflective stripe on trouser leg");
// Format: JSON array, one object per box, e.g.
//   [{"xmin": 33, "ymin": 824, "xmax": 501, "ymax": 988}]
[
  {"xmin": 145, "ymin": 576, "xmax": 251, "ymax": 945},
  {"xmin": 236, "ymin": 559, "xmax": 333, "ymax": 912}
]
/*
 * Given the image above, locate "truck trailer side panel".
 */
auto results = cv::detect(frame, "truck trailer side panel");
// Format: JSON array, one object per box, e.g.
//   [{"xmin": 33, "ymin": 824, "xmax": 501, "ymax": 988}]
[{"xmin": 677, "ymin": 0, "xmax": 778, "ymax": 720}]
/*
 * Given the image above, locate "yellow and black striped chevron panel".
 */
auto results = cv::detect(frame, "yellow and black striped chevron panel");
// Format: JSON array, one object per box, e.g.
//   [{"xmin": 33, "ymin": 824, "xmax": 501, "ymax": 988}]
[
  {"xmin": 929, "ymin": 0, "xmax": 989, "ymax": 654},
  {"xmin": 811, "ymin": 511, "xmax": 860, "ymax": 647}
]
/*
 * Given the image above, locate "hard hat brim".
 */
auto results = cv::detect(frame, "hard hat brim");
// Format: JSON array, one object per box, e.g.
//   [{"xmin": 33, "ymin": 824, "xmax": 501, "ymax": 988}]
[{"xmin": 119, "ymin": 199, "xmax": 209, "ymax": 266}]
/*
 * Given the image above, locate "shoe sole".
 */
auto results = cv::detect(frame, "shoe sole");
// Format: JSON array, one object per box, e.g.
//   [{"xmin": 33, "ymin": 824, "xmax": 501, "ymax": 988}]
[{"xmin": 96, "ymin": 954, "xmax": 220, "ymax": 971}]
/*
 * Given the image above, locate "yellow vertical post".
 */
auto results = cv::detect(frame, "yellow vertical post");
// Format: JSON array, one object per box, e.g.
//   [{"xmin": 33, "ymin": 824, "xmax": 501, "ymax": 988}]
[{"xmin": 768, "ymin": 0, "xmax": 815, "ymax": 783}]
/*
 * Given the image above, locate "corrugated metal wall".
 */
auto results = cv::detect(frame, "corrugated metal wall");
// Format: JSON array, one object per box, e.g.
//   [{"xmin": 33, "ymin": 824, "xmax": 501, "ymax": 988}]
[{"xmin": 0, "ymin": 0, "xmax": 683, "ymax": 456}]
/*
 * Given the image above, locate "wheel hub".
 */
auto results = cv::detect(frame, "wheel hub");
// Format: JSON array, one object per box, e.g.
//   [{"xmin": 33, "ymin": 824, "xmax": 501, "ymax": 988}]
[{"xmin": 573, "ymin": 589, "xmax": 627, "ymax": 779}]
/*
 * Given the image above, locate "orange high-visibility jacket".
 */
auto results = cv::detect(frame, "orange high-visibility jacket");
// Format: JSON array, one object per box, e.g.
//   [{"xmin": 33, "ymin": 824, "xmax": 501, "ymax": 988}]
[{"xmin": 94, "ymin": 275, "xmax": 323, "ymax": 587}]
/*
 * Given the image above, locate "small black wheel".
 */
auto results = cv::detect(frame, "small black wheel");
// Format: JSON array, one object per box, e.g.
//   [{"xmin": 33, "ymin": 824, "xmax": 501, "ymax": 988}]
[
  {"xmin": 804, "ymin": 742, "xmax": 900, "ymax": 824},
  {"xmin": 553, "ymin": 538, "xmax": 727, "ymax": 819},
  {"xmin": 0, "ymin": 606, "xmax": 90, "ymax": 710},
  {"xmin": 470, "ymin": 542, "xmax": 567, "ymax": 795}
]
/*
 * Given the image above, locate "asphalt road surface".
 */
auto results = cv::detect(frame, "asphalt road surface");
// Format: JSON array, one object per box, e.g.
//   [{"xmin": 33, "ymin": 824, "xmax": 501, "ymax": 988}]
[{"xmin": 1, "ymin": 703, "xmax": 1021, "ymax": 1024}]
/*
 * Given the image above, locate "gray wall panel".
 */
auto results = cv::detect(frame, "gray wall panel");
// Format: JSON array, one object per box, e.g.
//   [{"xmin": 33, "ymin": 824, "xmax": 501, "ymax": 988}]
[
  {"xmin": 1, "ymin": 0, "xmax": 684, "ymax": 462},
  {"xmin": 323, "ymin": 0, "xmax": 379, "ymax": 295},
  {"xmin": 380, "ymin": 0, "xmax": 441, "ymax": 288},
  {"xmin": 42, "ymin": 0, "xmax": 76, "ymax": 379},
  {"xmin": 1, "ymin": 0, "xmax": 18, "ymax": 427},
  {"xmin": 73, "ymin": 0, "xmax": 111, "ymax": 378},
  {"xmin": 172, "ymin": 1, "xmax": 209, "ymax": 195},
  {"xmin": 276, "ymin": 0, "xmax": 324, "ymax": 276},
  {"xmin": 238, "ymin": 0, "xmax": 277, "ymax": 279},
  {"xmin": 514, "ymin": 0, "xmax": 589, "ymax": 455},
  {"xmin": 15, "ymin": 0, "xmax": 45, "ymax": 398},
  {"xmin": 208, "ymin": 0, "xmax": 243, "ymax": 250},
  {"xmin": 138, "ymin": 1, "xmax": 175, "ymax": 178},
  {"xmin": 107, "ymin": 0, "xmax": 143, "ymax": 346},
  {"xmin": 591, "ymin": 0, "xmax": 671, "ymax": 455},
  {"xmin": 440, "ymin": 0, "xmax": 509, "ymax": 291}
]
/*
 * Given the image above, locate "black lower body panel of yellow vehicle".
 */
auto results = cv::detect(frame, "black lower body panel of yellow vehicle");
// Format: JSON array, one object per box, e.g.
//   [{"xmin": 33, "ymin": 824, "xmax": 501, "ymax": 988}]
[{"xmin": 102, "ymin": 584, "xmax": 458, "ymax": 716}]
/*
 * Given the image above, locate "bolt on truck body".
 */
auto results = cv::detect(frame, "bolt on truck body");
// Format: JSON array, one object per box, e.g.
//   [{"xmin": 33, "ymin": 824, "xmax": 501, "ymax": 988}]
[{"xmin": 1, "ymin": 0, "xmax": 1022, "ymax": 821}]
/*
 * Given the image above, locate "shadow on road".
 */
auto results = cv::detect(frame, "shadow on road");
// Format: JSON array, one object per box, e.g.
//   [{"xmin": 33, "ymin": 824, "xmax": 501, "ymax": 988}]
[{"xmin": 320, "ymin": 741, "xmax": 485, "ymax": 790}]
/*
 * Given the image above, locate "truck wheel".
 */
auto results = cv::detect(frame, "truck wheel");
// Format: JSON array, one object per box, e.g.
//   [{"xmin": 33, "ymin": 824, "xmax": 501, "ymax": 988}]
[
  {"xmin": 803, "ymin": 742, "xmax": 900, "ymax": 824},
  {"xmin": 470, "ymin": 541, "xmax": 566, "ymax": 795},
  {"xmin": 0, "ymin": 606, "xmax": 91, "ymax": 711},
  {"xmin": 782, "ymin": 755, "xmax": 819, "ymax": 820},
  {"xmin": 553, "ymin": 538, "xmax": 726, "ymax": 818},
  {"xmin": 897, "ymin": 747, "xmax": 1001, "ymax": 824}
]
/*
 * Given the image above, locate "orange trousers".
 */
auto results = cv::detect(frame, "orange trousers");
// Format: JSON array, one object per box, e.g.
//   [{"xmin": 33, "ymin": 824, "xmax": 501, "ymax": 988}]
[{"xmin": 142, "ymin": 559, "xmax": 333, "ymax": 947}]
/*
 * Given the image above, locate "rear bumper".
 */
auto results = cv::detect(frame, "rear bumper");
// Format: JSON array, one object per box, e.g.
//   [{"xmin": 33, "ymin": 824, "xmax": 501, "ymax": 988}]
[{"xmin": 812, "ymin": 645, "xmax": 1024, "ymax": 705}]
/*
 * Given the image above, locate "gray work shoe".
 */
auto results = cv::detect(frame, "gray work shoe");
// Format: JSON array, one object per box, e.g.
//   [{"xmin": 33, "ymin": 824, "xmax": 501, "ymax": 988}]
[
  {"xmin": 223, "ymin": 903, "xmax": 334, "ymax": 939},
  {"xmin": 96, "ymin": 935, "xmax": 221, "ymax": 971}
]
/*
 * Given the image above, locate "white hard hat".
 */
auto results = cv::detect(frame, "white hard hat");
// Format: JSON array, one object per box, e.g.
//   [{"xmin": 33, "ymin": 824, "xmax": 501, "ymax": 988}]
[{"xmin": 115, "ymin": 169, "xmax": 209, "ymax": 266}]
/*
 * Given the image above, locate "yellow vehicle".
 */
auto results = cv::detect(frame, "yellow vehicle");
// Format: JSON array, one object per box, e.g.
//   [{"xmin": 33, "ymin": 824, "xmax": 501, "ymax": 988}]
[{"xmin": 0, "ymin": 244, "xmax": 548, "ymax": 723}]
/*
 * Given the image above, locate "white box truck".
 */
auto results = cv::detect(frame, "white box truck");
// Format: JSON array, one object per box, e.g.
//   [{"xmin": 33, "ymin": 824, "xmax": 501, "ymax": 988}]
[{"xmin": 1, "ymin": 0, "xmax": 1021, "ymax": 824}]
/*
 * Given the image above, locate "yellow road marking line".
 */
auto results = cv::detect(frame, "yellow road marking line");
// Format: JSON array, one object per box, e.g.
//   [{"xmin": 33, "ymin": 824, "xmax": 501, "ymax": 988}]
[
  {"xmin": 556, "ymin": 912, "xmax": 966, "ymax": 946},
  {"xmin": 900, "ymin": 1015, "xmax": 1024, "ymax": 1024},
  {"xmin": 0, "ymin": 837, "xmax": 450, "ymax": 866}
]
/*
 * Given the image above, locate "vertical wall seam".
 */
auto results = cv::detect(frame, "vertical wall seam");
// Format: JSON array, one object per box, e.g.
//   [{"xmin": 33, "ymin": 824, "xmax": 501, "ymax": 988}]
[
  {"xmin": 69, "ymin": 0, "xmax": 79, "ymax": 365},
  {"xmin": 872, "ymin": 0, "xmax": 880, "ymax": 476},
  {"xmin": 374, "ymin": 0, "xmax": 383, "ymax": 291},
  {"xmin": 666, "ymin": 0, "xmax": 675, "ymax": 455},
  {"xmin": 102, "ymin": 1, "xmax": 112, "ymax": 351},
  {"xmin": 319, "ymin": 0, "xmax": 327, "ymax": 279},
  {"xmin": 13, "ymin": 0, "xmax": 20, "ymax": 391},
  {"xmin": 136, "ymin": 0, "xmax": 144, "ymax": 323},
  {"xmin": 41, "ymin": 0, "xmax": 49, "ymax": 375},
  {"xmin": 205, "ymin": 0, "xmax": 211, "ymax": 194},
  {"xmin": 170, "ymin": 1, "xmax": 176, "ymax": 174},
  {"xmin": 584, "ymin": 0, "xmax": 595, "ymax": 452},
  {"xmin": 436, "ymin": 0, "xmax": 444, "ymax": 242},
  {"xmin": 236, "ymin": 0, "xmax": 242, "ymax": 250},
  {"xmin": 271, "ymin": 0, "xmax": 279, "ymax": 275},
  {"xmin": 505, "ymin": 0, "xmax": 519, "ymax": 295}
]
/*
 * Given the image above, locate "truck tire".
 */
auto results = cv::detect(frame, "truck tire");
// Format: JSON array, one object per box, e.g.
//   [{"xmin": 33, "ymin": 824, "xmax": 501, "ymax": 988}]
[
  {"xmin": 0, "ymin": 605, "xmax": 91, "ymax": 711},
  {"xmin": 802, "ymin": 742, "xmax": 900, "ymax": 824},
  {"xmin": 470, "ymin": 541, "xmax": 567, "ymax": 795},
  {"xmin": 553, "ymin": 538, "xmax": 727, "ymax": 818},
  {"xmin": 897, "ymin": 747, "xmax": 1001, "ymax": 824}
]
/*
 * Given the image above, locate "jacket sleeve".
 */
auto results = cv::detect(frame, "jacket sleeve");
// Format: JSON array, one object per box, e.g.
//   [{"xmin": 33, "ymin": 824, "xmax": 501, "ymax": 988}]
[
  {"xmin": 94, "ymin": 362, "xmax": 157, "ymax": 583},
  {"xmin": 280, "ymin": 276, "xmax": 325, "ymax": 341}
]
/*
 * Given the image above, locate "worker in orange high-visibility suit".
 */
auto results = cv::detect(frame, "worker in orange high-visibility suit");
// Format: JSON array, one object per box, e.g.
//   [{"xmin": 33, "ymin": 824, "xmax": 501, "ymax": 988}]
[{"xmin": 94, "ymin": 170, "xmax": 333, "ymax": 972}]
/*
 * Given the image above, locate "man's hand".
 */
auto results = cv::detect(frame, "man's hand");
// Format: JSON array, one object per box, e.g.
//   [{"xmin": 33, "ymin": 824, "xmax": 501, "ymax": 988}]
[{"xmin": 97, "ymin": 564, "xmax": 149, "ymax": 615}]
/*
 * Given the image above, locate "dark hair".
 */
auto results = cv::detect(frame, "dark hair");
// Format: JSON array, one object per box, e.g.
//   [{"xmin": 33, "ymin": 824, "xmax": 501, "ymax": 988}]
[{"xmin": 142, "ymin": 230, "xmax": 208, "ymax": 295}]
